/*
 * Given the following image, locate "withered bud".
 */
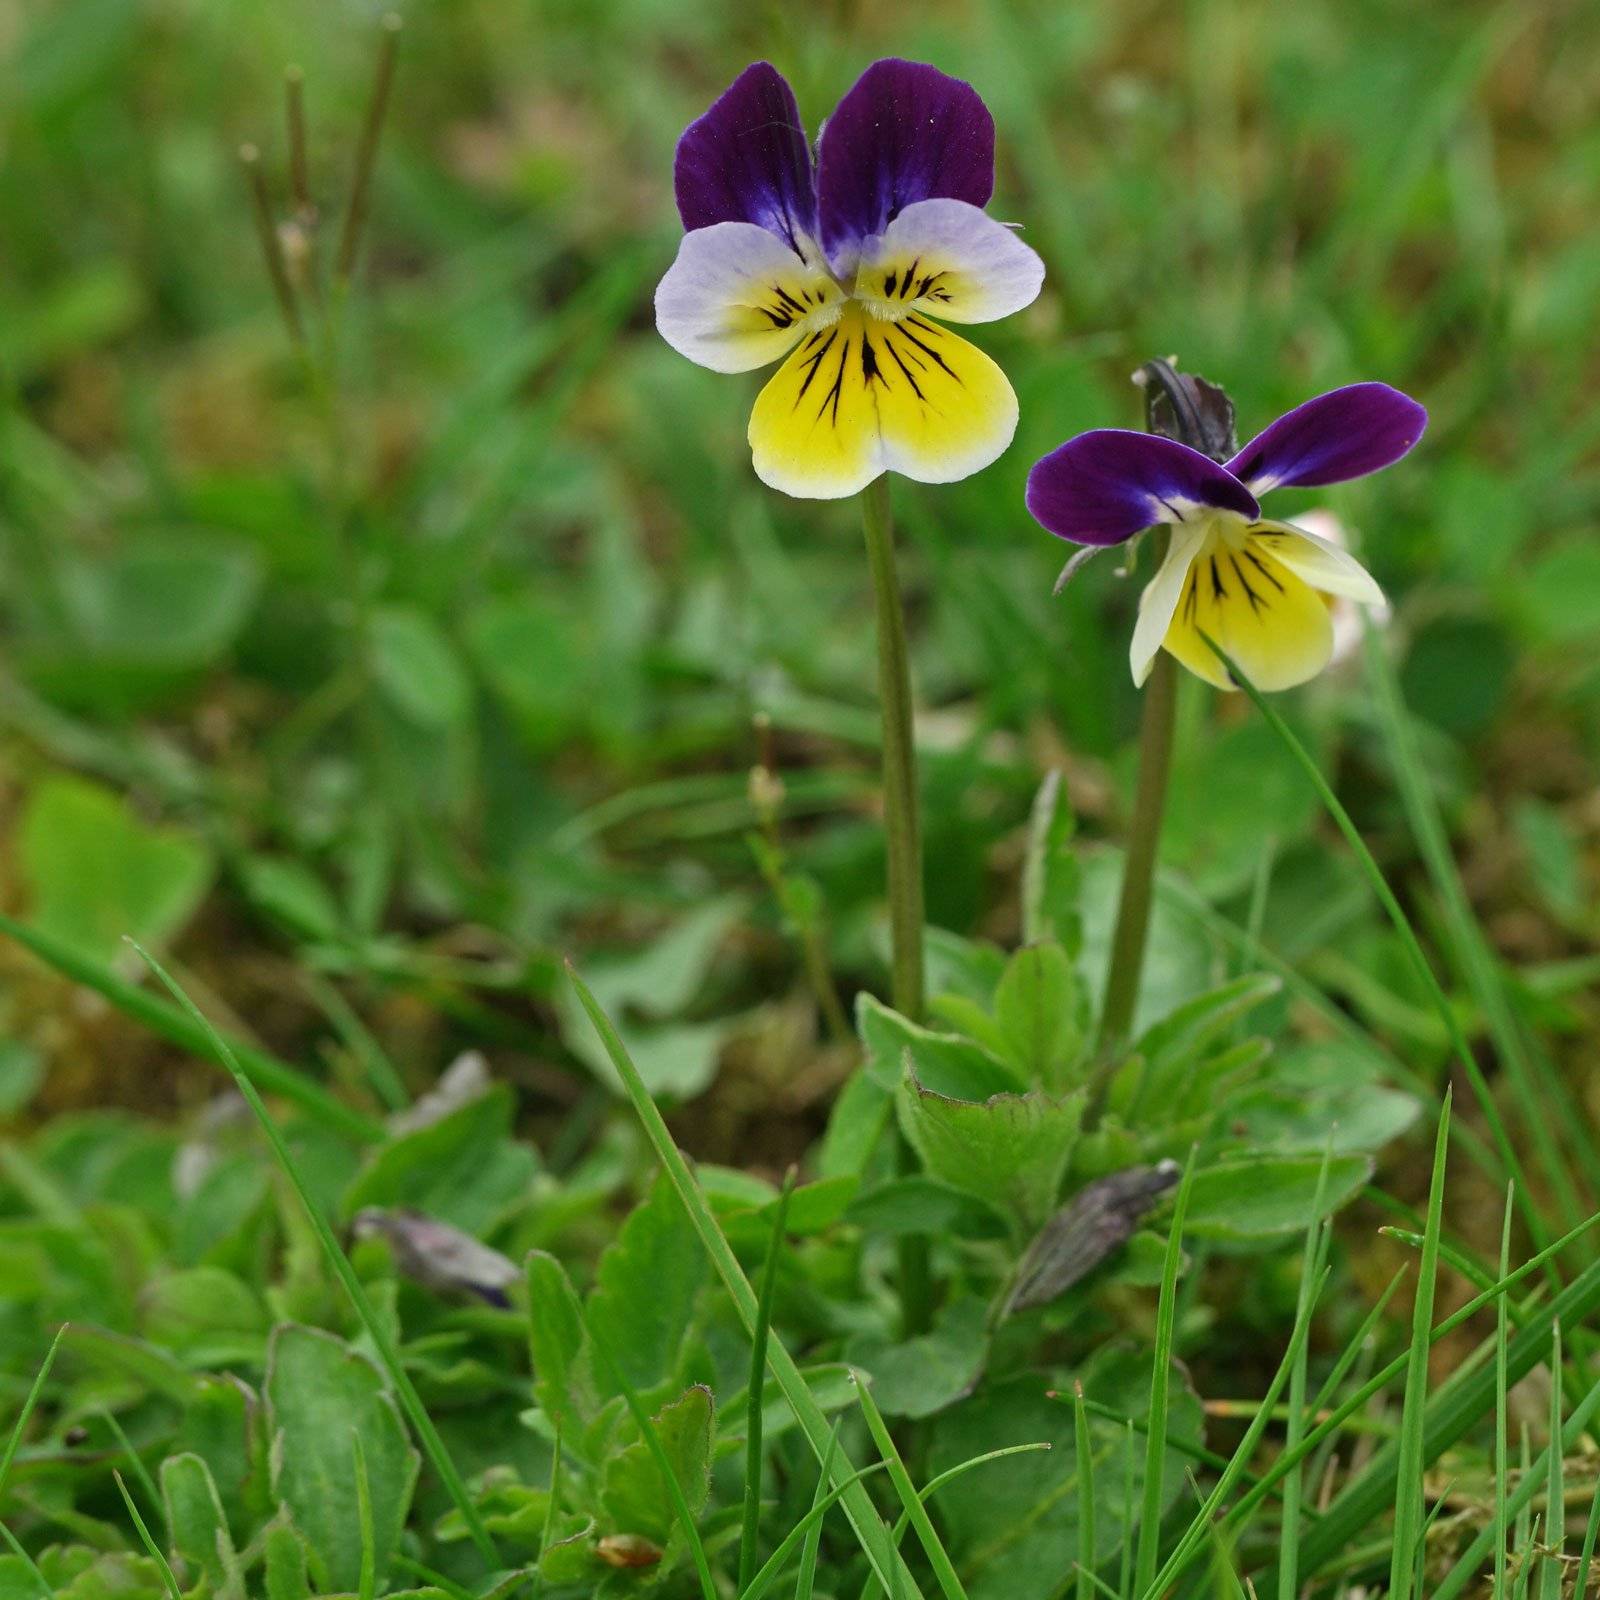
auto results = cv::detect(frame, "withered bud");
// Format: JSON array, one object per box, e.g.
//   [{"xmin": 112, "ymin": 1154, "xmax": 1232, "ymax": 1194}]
[
  {"xmin": 1134, "ymin": 359, "xmax": 1237, "ymax": 462},
  {"xmin": 350, "ymin": 1207, "xmax": 519, "ymax": 1307},
  {"xmin": 1004, "ymin": 1160, "xmax": 1181, "ymax": 1318}
]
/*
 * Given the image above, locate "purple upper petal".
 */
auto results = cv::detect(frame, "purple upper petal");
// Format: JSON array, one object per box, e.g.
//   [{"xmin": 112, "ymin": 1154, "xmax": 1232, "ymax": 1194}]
[
  {"xmin": 1025, "ymin": 431, "xmax": 1260, "ymax": 547},
  {"xmin": 1226, "ymin": 382, "xmax": 1428, "ymax": 494},
  {"xmin": 674, "ymin": 63, "xmax": 817, "ymax": 254},
  {"xmin": 815, "ymin": 59, "xmax": 994, "ymax": 267}
]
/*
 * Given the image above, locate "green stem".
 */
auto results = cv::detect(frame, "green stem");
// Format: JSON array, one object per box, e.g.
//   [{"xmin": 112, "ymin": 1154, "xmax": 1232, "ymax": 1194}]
[
  {"xmin": 860, "ymin": 475, "xmax": 933, "ymax": 1341},
  {"xmin": 1096, "ymin": 642, "xmax": 1178, "ymax": 1049},
  {"xmin": 860, "ymin": 474, "xmax": 926, "ymax": 1021}
]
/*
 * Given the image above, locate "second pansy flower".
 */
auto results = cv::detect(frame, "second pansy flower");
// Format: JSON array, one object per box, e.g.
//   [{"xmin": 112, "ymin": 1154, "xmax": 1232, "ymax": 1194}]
[{"xmin": 656, "ymin": 59, "xmax": 1045, "ymax": 499}]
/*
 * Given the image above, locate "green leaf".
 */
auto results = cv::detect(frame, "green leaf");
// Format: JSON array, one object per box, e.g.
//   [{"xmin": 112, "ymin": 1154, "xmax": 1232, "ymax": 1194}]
[
  {"xmin": 141, "ymin": 1266, "xmax": 265, "ymax": 1366},
  {"xmin": 18, "ymin": 775, "xmax": 212, "ymax": 966},
  {"xmin": 818, "ymin": 1069, "xmax": 893, "ymax": 1180},
  {"xmin": 264, "ymin": 1325, "xmax": 420, "ymax": 1593},
  {"xmin": 846, "ymin": 1177, "xmax": 1009, "ymax": 1240},
  {"xmin": 930, "ymin": 1349, "xmax": 1203, "ymax": 1600},
  {"xmin": 1022, "ymin": 770, "xmax": 1082, "ymax": 955},
  {"xmin": 994, "ymin": 943, "xmax": 1085, "ymax": 1091},
  {"xmin": 537, "ymin": 1513, "xmax": 598, "ymax": 1584},
  {"xmin": 845, "ymin": 1298, "xmax": 990, "ymax": 1419},
  {"xmin": 858, "ymin": 993, "xmax": 1021, "ymax": 1098},
  {"xmin": 1184, "ymin": 1153, "xmax": 1372, "ymax": 1240},
  {"xmin": 897, "ymin": 1073, "xmax": 1086, "ymax": 1229},
  {"xmin": 342, "ymin": 1082, "xmax": 535, "ymax": 1233},
  {"xmin": 171, "ymin": 1375, "xmax": 257, "ymax": 1537},
  {"xmin": 525, "ymin": 1249, "xmax": 597, "ymax": 1435},
  {"xmin": 235, "ymin": 854, "xmax": 345, "ymax": 944},
  {"xmin": 261, "ymin": 1513, "xmax": 312, "ymax": 1600},
  {"xmin": 586, "ymin": 1173, "xmax": 706, "ymax": 1399},
  {"xmin": 370, "ymin": 604, "xmax": 473, "ymax": 729},
  {"xmin": 0, "ymin": 1042, "xmax": 44, "ymax": 1117},
  {"xmin": 159, "ymin": 1452, "xmax": 238, "ymax": 1594},
  {"xmin": 600, "ymin": 1385, "xmax": 713, "ymax": 1545}
]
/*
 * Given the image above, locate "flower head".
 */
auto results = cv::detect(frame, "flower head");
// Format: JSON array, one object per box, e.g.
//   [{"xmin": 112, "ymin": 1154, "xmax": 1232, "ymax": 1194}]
[
  {"xmin": 1025, "ymin": 380, "xmax": 1426, "ymax": 690},
  {"xmin": 656, "ymin": 60, "xmax": 1045, "ymax": 499}
]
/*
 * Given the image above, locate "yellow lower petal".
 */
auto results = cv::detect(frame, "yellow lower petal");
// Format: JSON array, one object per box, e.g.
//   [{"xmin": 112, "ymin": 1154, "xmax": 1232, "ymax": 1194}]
[
  {"xmin": 748, "ymin": 304, "xmax": 1017, "ymax": 499},
  {"xmin": 1162, "ymin": 537, "xmax": 1334, "ymax": 691}
]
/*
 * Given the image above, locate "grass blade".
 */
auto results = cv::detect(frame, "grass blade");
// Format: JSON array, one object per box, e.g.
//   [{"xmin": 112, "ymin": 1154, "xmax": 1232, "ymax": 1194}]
[
  {"xmin": 353, "ymin": 1430, "xmax": 377, "ymax": 1600},
  {"xmin": 567, "ymin": 961, "xmax": 921, "ymax": 1599},
  {"xmin": 1495, "ymin": 1184, "xmax": 1514, "ymax": 1600},
  {"xmin": 1431, "ymin": 1367, "xmax": 1600, "ymax": 1600},
  {"xmin": 1572, "ymin": 1472, "xmax": 1600, "ymax": 1600},
  {"xmin": 742, "ymin": 1170, "xmax": 796, "ymax": 1593},
  {"xmin": 1366, "ymin": 631, "xmax": 1600, "ymax": 1221},
  {"xmin": 794, "ymin": 1422, "xmax": 841, "ymax": 1600},
  {"xmin": 1134, "ymin": 1148, "xmax": 1196, "ymax": 1594},
  {"xmin": 1539, "ymin": 1322, "xmax": 1564, "ymax": 1599},
  {"xmin": 127, "ymin": 939, "xmax": 500, "ymax": 1570},
  {"xmin": 1074, "ymin": 1383, "xmax": 1095, "ymax": 1600},
  {"xmin": 113, "ymin": 1470, "xmax": 182, "ymax": 1600},
  {"xmin": 1205, "ymin": 642, "xmax": 1547, "ymax": 1258},
  {"xmin": 0, "ymin": 1519, "xmax": 51, "ymax": 1598},
  {"xmin": 0, "ymin": 1327, "xmax": 63, "ymax": 1501},
  {"xmin": 1390, "ymin": 1090, "xmax": 1451, "ymax": 1600},
  {"xmin": 0, "ymin": 913, "xmax": 381, "ymax": 1142},
  {"xmin": 852, "ymin": 1371, "xmax": 968, "ymax": 1600}
]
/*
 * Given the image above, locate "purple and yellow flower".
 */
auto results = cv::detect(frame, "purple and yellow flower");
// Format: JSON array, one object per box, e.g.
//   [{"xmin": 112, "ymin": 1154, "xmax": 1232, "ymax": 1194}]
[
  {"xmin": 1025, "ymin": 383, "xmax": 1427, "ymax": 690},
  {"xmin": 655, "ymin": 60, "xmax": 1045, "ymax": 499}
]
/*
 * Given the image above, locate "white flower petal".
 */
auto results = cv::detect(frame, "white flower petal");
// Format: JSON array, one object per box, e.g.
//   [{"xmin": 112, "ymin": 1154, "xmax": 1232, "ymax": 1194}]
[
  {"xmin": 1255, "ymin": 518, "xmax": 1387, "ymax": 606},
  {"xmin": 1129, "ymin": 523, "xmax": 1208, "ymax": 686},
  {"xmin": 655, "ymin": 222, "xmax": 841, "ymax": 374}
]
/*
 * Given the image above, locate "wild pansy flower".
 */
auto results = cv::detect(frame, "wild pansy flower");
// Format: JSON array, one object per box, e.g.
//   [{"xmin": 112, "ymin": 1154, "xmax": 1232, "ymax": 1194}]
[
  {"xmin": 1025, "ymin": 382, "xmax": 1426, "ymax": 690},
  {"xmin": 655, "ymin": 60, "xmax": 1045, "ymax": 499}
]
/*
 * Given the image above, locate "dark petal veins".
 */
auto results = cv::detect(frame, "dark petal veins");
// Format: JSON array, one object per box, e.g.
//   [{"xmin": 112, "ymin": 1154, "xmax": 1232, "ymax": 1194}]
[
  {"xmin": 1227, "ymin": 382, "xmax": 1428, "ymax": 493},
  {"xmin": 1025, "ymin": 430, "xmax": 1259, "ymax": 547},
  {"xmin": 816, "ymin": 58, "xmax": 994, "ymax": 266},
  {"xmin": 674, "ymin": 62, "xmax": 817, "ymax": 252}
]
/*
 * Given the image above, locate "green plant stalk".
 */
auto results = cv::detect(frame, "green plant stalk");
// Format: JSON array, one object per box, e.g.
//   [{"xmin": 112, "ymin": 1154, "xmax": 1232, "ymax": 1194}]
[
  {"xmin": 129, "ymin": 940, "xmax": 500, "ymax": 1570},
  {"xmin": 1540, "ymin": 1323, "xmax": 1564, "ymax": 1599},
  {"xmin": 1204, "ymin": 642, "xmax": 1549, "ymax": 1263},
  {"xmin": 1389, "ymin": 1091, "xmax": 1452, "ymax": 1600},
  {"xmin": 859, "ymin": 473, "xmax": 925, "ymax": 1021},
  {"xmin": 353, "ymin": 1431, "xmax": 377, "ymax": 1600},
  {"xmin": 1572, "ymin": 1474, "xmax": 1600, "ymax": 1600},
  {"xmin": 795, "ymin": 1422, "xmax": 841, "ymax": 1600},
  {"xmin": 860, "ymin": 473, "xmax": 933, "ymax": 1341},
  {"xmin": 740, "ymin": 1171, "xmax": 796, "ymax": 1593},
  {"xmin": 1098, "ymin": 643, "xmax": 1178, "ymax": 1049},
  {"xmin": 0, "ymin": 913, "xmax": 381, "ymax": 1143},
  {"xmin": 567, "ymin": 962, "xmax": 924, "ymax": 1599}
]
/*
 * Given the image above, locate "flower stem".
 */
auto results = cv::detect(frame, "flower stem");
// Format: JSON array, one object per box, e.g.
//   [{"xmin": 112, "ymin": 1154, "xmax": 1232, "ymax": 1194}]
[
  {"xmin": 1096, "ymin": 639, "xmax": 1178, "ymax": 1050},
  {"xmin": 860, "ymin": 474, "xmax": 926, "ymax": 1022},
  {"xmin": 860, "ymin": 473, "xmax": 932, "ymax": 1339}
]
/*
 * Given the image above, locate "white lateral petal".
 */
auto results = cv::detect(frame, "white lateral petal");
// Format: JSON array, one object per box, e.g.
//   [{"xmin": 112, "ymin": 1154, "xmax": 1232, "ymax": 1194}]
[
  {"xmin": 655, "ymin": 222, "xmax": 840, "ymax": 374},
  {"xmin": 853, "ymin": 198, "xmax": 1045, "ymax": 325}
]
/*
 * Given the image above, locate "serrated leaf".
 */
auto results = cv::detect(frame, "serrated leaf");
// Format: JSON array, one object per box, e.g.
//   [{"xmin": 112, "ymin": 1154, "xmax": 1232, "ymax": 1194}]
[
  {"xmin": 525, "ymin": 1248, "xmax": 597, "ymax": 1435},
  {"xmin": 896, "ymin": 1072, "xmax": 1086, "ymax": 1229},
  {"xmin": 600, "ymin": 1384, "xmax": 713, "ymax": 1545}
]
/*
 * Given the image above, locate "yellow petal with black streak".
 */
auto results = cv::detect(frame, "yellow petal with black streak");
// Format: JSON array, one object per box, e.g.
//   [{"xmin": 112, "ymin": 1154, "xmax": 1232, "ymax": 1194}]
[
  {"xmin": 748, "ymin": 305, "xmax": 1018, "ymax": 500},
  {"xmin": 1161, "ymin": 536, "xmax": 1334, "ymax": 691}
]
